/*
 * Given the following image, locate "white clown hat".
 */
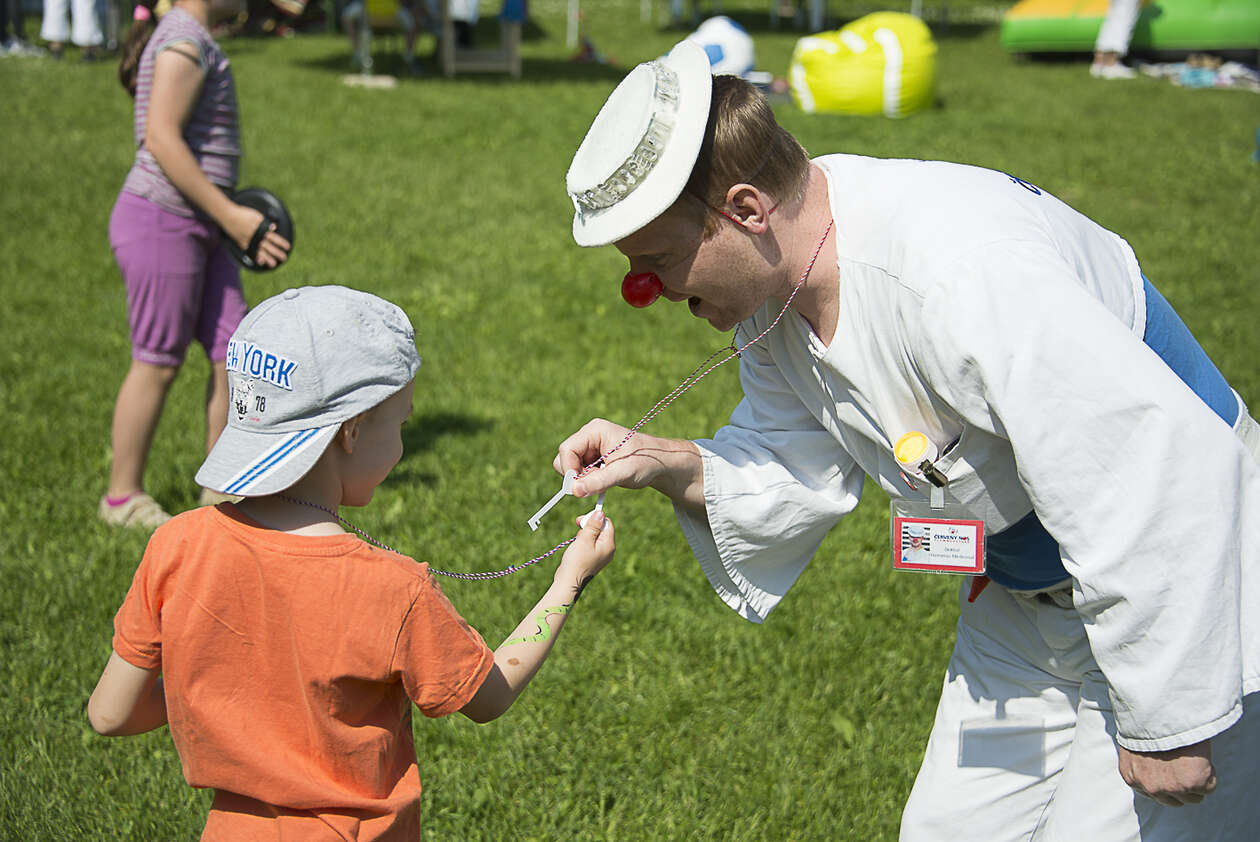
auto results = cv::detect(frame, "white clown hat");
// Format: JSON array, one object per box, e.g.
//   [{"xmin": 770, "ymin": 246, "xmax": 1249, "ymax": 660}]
[{"xmin": 566, "ymin": 40, "xmax": 713, "ymax": 247}]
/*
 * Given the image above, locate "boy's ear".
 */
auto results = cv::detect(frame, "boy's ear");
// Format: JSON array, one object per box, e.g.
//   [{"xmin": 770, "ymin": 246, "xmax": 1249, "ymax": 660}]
[{"xmin": 337, "ymin": 416, "xmax": 362, "ymax": 453}]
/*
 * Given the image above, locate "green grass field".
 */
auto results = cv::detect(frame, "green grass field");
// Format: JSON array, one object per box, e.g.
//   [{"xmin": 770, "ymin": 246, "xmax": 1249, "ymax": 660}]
[{"xmin": 2, "ymin": 1, "xmax": 1258, "ymax": 838}]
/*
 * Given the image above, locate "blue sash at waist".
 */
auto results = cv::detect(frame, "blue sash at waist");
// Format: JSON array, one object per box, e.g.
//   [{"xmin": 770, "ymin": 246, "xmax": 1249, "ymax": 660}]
[{"xmin": 984, "ymin": 275, "xmax": 1237, "ymax": 590}]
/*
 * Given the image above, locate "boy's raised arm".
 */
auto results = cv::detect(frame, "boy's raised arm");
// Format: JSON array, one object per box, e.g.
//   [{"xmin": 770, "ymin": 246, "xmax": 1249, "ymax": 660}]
[{"xmin": 460, "ymin": 511, "xmax": 615, "ymax": 724}]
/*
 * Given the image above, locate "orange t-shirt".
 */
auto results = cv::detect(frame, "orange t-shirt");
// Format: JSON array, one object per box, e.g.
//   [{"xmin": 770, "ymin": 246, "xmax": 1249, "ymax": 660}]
[{"xmin": 113, "ymin": 504, "xmax": 495, "ymax": 841}]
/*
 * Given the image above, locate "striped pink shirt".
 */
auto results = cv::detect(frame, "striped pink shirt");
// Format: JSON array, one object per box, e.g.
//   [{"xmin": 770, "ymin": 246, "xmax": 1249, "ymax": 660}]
[{"xmin": 121, "ymin": 7, "xmax": 241, "ymax": 218}]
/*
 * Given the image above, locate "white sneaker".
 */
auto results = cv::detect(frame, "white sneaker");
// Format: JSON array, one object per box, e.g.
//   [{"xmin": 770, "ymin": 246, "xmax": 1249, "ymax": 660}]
[
  {"xmin": 99, "ymin": 492, "xmax": 173, "ymax": 529},
  {"xmin": 3, "ymin": 38, "xmax": 47, "ymax": 57},
  {"xmin": 1091, "ymin": 61, "xmax": 1137, "ymax": 80}
]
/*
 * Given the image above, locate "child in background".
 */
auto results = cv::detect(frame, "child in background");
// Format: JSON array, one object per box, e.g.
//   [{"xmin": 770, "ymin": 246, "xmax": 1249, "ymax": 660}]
[
  {"xmin": 341, "ymin": 0, "xmax": 427, "ymax": 76},
  {"xmin": 88, "ymin": 285, "xmax": 616, "ymax": 839},
  {"xmin": 102, "ymin": 0, "xmax": 291, "ymax": 528}
]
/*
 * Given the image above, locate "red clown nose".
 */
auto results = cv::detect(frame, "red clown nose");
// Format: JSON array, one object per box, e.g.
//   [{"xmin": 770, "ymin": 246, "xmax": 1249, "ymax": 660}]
[{"xmin": 621, "ymin": 272, "xmax": 664, "ymax": 308}]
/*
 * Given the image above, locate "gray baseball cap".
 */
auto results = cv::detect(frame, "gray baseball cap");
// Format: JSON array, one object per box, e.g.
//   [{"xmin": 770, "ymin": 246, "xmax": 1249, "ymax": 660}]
[{"xmin": 196, "ymin": 285, "xmax": 421, "ymax": 497}]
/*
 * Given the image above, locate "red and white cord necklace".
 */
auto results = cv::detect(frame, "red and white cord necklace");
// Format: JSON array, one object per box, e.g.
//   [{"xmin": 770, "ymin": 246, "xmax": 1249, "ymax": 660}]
[
  {"xmin": 287, "ymin": 220, "xmax": 835, "ymax": 580},
  {"xmin": 279, "ymin": 494, "xmax": 563, "ymax": 581}
]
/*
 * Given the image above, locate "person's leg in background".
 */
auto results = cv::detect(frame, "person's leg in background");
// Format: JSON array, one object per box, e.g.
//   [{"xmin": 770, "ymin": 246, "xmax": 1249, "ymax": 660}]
[
  {"xmin": 1, "ymin": 0, "xmax": 12, "ymax": 52},
  {"xmin": 5, "ymin": 0, "xmax": 47, "ymax": 54},
  {"xmin": 194, "ymin": 239, "xmax": 246, "ymax": 506},
  {"xmin": 105, "ymin": 359, "xmax": 181, "ymax": 523},
  {"xmin": 69, "ymin": 0, "xmax": 102, "ymax": 58},
  {"xmin": 340, "ymin": 0, "xmax": 367, "ymax": 69},
  {"xmin": 102, "ymin": 193, "xmax": 208, "ymax": 527},
  {"xmin": 1091, "ymin": 0, "xmax": 1140, "ymax": 79},
  {"xmin": 40, "ymin": 0, "xmax": 69, "ymax": 57},
  {"xmin": 397, "ymin": 0, "xmax": 421, "ymax": 75}
]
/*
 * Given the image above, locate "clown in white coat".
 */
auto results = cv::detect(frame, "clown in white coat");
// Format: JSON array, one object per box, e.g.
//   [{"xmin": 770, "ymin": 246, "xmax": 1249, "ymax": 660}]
[{"xmin": 557, "ymin": 41, "xmax": 1259, "ymax": 842}]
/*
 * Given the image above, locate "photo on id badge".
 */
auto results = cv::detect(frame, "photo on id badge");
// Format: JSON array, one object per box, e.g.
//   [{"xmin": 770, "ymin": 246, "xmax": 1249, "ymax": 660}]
[{"xmin": 901, "ymin": 522, "xmax": 930, "ymax": 563}]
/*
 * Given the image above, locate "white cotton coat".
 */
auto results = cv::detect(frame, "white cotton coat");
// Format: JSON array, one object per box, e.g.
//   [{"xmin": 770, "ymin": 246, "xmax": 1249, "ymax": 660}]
[{"xmin": 674, "ymin": 154, "xmax": 1260, "ymax": 751}]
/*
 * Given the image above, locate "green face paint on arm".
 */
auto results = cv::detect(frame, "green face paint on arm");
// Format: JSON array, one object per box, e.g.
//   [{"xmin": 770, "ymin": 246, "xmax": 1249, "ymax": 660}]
[{"xmin": 503, "ymin": 605, "xmax": 570, "ymax": 647}]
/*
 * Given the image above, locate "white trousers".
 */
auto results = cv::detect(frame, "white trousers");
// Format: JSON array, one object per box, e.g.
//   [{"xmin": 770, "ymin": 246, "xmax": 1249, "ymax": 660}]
[
  {"xmin": 899, "ymin": 582, "xmax": 1259, "ymax": 842},
  {"xmin": 40, "ymin": 0, "xmax": 103, "ymax": 46},
  {"xmin": 1094, "ymin": 0, "xmax": 1141, "ymax": 55}
]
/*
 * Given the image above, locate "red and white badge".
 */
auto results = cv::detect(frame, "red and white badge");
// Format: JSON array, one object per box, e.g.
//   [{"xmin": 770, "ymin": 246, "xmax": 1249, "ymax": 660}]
[{"xmin": 891, "ymin": 509, "xmax": 985, "ymax": 574}]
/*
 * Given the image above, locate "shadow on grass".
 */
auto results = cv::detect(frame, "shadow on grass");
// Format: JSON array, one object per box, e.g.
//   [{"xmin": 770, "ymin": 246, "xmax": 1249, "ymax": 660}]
[
  {"xmin": 283, "ymin": 9, "xmax": 998, "ymax": 82},
  {"xmin": 293, "ymin": 50, "xmax": 630, "ymax": 82},
  {"xmin": 296, "ymin": 27, "xmax": 999, "ymax": 83},
  {"xmin": 1015, "ymin": 46, "xmax": 1259, "ymax": 63},
  {"xmin": 651, "ymin": 9, "xmax": 996, "ymax": 40},
  {"xmin": 384, "ymin": 410, "xmax": 496, "ymax": 488},
  {"xmin": 925, "ymin": 22, "xmax": 996, "ymax": 41}
]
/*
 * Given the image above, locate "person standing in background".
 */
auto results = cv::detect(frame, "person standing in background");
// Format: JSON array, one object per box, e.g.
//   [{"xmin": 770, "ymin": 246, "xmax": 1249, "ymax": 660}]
[{"xmin": 101, "ymin": 0, "xmax": 290, "ymax": 528}]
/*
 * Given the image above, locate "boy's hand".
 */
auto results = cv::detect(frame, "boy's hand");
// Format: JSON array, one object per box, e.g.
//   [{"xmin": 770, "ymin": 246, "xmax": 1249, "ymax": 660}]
[{"xmin": 554, "ymin": 510, "xmax": 614, "ymax": 598}]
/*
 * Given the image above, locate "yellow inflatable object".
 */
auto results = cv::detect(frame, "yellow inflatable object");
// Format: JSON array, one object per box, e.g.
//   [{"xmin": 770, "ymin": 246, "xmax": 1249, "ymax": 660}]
[
  {"xmin": 789, "ymin": 13, "xmax": 937, "ymax": 118},
  {"xmin": 365, "ymin": 0, "xmax": 398, "ymax": 24}
]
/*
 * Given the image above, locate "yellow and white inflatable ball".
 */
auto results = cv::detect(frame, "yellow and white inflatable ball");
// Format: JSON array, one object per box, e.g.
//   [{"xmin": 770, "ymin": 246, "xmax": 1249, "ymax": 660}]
[{"xmin": 789, "ymin": 12, "xmax": 937, "ymax": 118}]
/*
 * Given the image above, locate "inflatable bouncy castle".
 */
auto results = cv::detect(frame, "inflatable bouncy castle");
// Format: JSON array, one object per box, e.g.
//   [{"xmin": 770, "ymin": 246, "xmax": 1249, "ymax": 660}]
[{"xmin": 1001, "ymin": 0, "xmax": 1260, "ymax": 56}]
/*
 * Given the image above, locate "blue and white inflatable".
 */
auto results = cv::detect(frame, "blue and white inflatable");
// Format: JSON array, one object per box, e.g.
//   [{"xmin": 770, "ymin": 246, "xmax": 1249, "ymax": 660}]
[{"xmin": 686, "ymin": 15, "xmax": 757, "ymax": 78}]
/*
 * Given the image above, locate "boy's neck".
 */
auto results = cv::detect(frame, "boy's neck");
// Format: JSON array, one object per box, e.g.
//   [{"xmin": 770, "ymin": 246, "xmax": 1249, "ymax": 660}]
[{"xmin": 233, "ymin": 495, "xmax": 347, "ymax": 537}]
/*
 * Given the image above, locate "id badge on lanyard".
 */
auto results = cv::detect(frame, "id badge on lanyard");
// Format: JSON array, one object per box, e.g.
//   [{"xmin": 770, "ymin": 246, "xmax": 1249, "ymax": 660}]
[{"xmin": 889, "ymin": 432, "xmax": 985, "ymax": 575}]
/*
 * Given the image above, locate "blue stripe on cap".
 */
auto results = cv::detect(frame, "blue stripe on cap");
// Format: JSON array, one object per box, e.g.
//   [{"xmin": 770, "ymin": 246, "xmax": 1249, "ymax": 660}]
[
  {"xmin": 226, "ymin": 428, "xmax": 321, "ymax": 494},
  {"xmin": 985, "ymin": 274, "xmax": 1237, "ymax": 590}
]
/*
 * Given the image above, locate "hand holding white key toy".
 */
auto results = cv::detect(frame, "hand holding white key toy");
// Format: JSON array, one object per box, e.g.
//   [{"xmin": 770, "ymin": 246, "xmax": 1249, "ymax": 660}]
[{"xmin": 529, "ymin": 469, "xmax": 604, "ymax": 531}]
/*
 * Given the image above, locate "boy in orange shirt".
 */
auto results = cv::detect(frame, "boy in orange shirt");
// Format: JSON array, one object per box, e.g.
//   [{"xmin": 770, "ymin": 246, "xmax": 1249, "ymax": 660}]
[{"xmin": 88, "ymin": 285, "xmax": 616, "ymax": 840}]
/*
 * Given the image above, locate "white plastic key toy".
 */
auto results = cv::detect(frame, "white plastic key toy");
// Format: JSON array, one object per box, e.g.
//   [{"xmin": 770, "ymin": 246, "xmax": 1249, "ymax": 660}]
[
  {"xmin": 578, "ymin": 492, "xmax": 606, "ymax": 528},
  {"xmin": 528, "ymin": 469, "xmax": 578, "ymax": 531}
]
